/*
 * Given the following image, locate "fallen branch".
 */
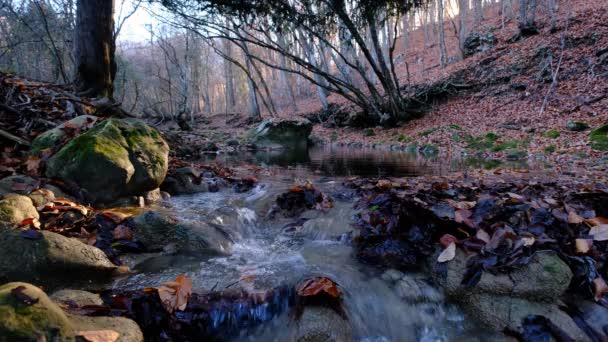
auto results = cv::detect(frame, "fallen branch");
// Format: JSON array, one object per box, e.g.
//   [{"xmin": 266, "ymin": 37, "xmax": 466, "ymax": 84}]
[{"xmin": 0, "ymin": 128, "xmax": 30, "ymax": 146}]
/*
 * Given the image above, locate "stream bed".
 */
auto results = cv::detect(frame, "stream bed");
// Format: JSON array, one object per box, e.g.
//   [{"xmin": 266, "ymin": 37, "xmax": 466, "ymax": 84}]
[{"xmin": 113, "ymin": 147, "xmax": 519, "ymax": 341}]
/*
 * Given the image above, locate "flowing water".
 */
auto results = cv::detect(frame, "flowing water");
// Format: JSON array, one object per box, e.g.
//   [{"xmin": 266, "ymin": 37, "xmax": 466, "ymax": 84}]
[{"xmin": 114, "ymin": 147, "xmax": 514, "ymax": 341}]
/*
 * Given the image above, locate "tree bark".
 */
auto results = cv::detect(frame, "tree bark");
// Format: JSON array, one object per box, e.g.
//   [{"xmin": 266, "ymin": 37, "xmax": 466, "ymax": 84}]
[
  {"xmin": 74, "ymin": 0, "xmax": 116, "ymax": 98},
  {"xmin": 437, "ymin": 0, "xmax": 448, "ymax": 67}
]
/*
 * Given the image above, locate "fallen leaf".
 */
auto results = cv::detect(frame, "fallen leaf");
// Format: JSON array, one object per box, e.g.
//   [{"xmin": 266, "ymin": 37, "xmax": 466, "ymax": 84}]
[
  {"xmin": 296, "ymin": 277, "xmax": 341, "ymax": 298},
  {"xmin": 19, "ymin": 217, "xmax": 41, "ymax": 229},
  {"xmin": 589, "ymin": 225, "xmax": 608, "ymax": 241},
  {"xmin": 521, "ymin": 236, "xmax": 535, "ymax": 247},
  {"xmin": 445, "ymin": 199, "xmax": 476, "ymax": 210},
  {"xmin": 439, "ymin": 234, "xmax": 458, "ymax": 248},
  {"xmin": 476, "ymin": 229, "xmax": 491, "ymax": 243},
  {"xmin": 585, "ymin": 217, "xmax": 608, "ymax": 227},
  {"xmin": 75, "ymin": 330, "xmax": 120, "ymax": 342},
  {"xmin": 157, "ymin": 274, "xmax": 192, "ymax": 313},
  {"xmin": 575, "ymin": 239, "xmax": 593, "ymax": 254},
  {"xmin": 25, "ymin": 157, "xmax": 42, "ymax": 176},
  {"xmin": 593, "ymin": 277, "xmax": 608, "ymax": 302},
  {"xmin": 437, "ymin": 242, "xmax": 456, "ymax": 263},
  {"xmin": 11, "ymin": 285, "xmax": 39, "ymax": 305},
  {"xmin": 568, "ymin": 211, "xmax": 584, "ymax": 224}
]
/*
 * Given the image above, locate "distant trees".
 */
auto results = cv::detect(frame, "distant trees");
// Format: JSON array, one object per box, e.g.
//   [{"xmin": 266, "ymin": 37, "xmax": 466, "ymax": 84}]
[
  {"xmin": 518, "ymin": 0, "xmax": 539, "ymax": 34},
  {"xmin": 161, "ymin": 0, "xmax": 428, "ymax": 126}
]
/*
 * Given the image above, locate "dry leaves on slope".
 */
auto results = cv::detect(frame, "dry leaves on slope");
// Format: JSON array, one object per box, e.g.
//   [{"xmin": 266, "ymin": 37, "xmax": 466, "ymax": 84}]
[{"xmin": 76, "ymin": 330, "xmax": 120, "ymax": 342}]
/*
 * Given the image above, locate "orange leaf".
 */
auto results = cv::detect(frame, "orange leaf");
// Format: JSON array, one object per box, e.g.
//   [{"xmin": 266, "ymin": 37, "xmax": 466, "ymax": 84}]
[
  {"xmin": 593, "ymin": 277, "xmax": 608, "ymax": 302},
  {"xmin": 296, "ymin": 277, "xmax": 341, "ymax": 298},
  {"xmin": 157, "ymin": 274, "xmax": 192, "ymax": 313},
  {"xmin": 76, "ymin": 330, "xmax": 120, "ymax": 342},
  {"xmin": 439, "ymin": 234, "xmax": 458, "ymax": 248}
]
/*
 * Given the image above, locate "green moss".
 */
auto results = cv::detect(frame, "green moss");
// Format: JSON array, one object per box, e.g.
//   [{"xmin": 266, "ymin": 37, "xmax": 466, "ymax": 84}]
[
  {"xmin": 566, "ymin": 121, "xmax": 589, "ymax": 132},
  {"xmin": 590, "ymin": 124, "xmax": 608, "ymax": 151},
  {"xmin": 544, "ymin": 129, "xmax": 561, "ymax": 139},
  {"xmin": 363, "ymin": 128, "xmax": 375, "ymax": 137},
  {"xmin": 505, "ymin": 149, "xmax": 527, "ymax": 160},
  {"xmin": 449, "ymin": 124, "xmax": 463, "ymax": 130},
  {"xmin": 330, "ymin": 131, "xmax": 338, "ymax": 142},
  {"xmin": 544, "ymin": 145, "xmax": 556, "ymax": 153},
  {"xmin": 397, "ymin": 134, "xmax": 410, "ymax": 143},
  {"xmin": 485, "ymin": 132, "xmax": 500, "ymax": 142},
  {"xmin": 420, "ymin": 127, "xmax": 439, "ymax": 137},
  {"xmin": 491, "ymin": 140, "xmax": 520, "ymax": 152}
]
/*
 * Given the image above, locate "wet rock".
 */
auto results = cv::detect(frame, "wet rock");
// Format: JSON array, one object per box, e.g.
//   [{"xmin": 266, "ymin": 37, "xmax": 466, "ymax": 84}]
[
  {"xmin": 30, "ymin": 115, "xmax": 99, "ymax": 155},
  {"xmin": 249, "ymin": 118, "xmax": 313, "ymax": 149},
  {"xmin": 0, "ymin": 175, "xmax": 39, "ymax": 196},
  {"xmin": 27, "ymin": 188, "xmax": 55, "ymax": 207},
  {"xmin": 226, "ymin": 139, "xmax": 240, "ymax": 147},
  {"xmin": 465, "ymin": 294, "xmax": 588, "ymax": 341},
  {"xmin": 381, "ymin": 269, "xmax": 405, "ymax": 283},
  {"xmin": 131, "ymin": 210, "xmax": 232, "ymax": 255},
  {"xmin": 50, "ymin": 289, "xmax": 103, "ymax": 307},
  {"xmin": 590, "ymin": 124, "xmax": 608, "ymax": 151},
  {"xmin": 105, "ymin": 196, "xmax": 145, "ymax": 208},
  {"xmin": 432, "ymin": 250, "xmax": 571, "ymax": 301},
  {"xmin": 574, "ymin": 300, "xmax": 608, "ymax": 336},
  {"xmin": 0, "ymin": 230, "xmax": 116, "ymax": 288},
  {"xmin": 300, "ymin": 217, "xmax": 353, "ymax": 240},
  {"xmin": 395, "ymin": 274, "xmax": 444, "ymax": 303},
  {"xmin": 566, "ymin": 121, "xmax": 590, "ymax": 132},
  {"xmin": 143, "ymin": 188, "xmax": 162, "ymax": 204},
  {"xmin": 161, "ymin": 167, "xmax": 220, "ymax": 195},
  {"xmin": 43, "ymin": 184, "xmax": 73, "ymax": 200},
  {"xmin": 46, "ymin": 118, "xmax": 169, "ymax": 204},
  {"xmin": 295, "ymin": 306, "xmax": 352, "ymax": 342},
  {"xmin": 0, "ymin": 194, "xmax": 39, "ymax": 227},
  {"xmin": 160, "ymin": 191, "xmax": 171, "ymax": 200},
  {"xmin": 0, "ymin": 282, "xmax": 142, "ymax": 342}
]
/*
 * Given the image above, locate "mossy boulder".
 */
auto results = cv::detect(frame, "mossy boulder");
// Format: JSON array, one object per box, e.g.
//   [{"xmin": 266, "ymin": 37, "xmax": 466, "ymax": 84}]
[
  {"xmin": 45, "ymin": 118, "xmax": 169, "ymax": 204},
  {"xmin": 0, "ymin": 194, "xmax": 39, "ymax": 228},
  {"xmin": 566, "ymin": 121, "xmax": 589, "ymax": 132},
  {"xmin": 30, "ymin": 115, "xmax": 99, "ymax": 155},
  {"xmin": 248, "ymin": 119, "xmax": 313, "ymax": 149},
  {"xmin": 0, "ymin": 282, "xmax": 75, "ymax": 341},
  {"xmin": 0, "ymin": 282, "xmax": 143, "ymax": 342},
  {"xmin": 590, "ymin": 124, "xmax": 608, "ymax": 151},
  {"xmin": 0, "ymin": 230, "xmax": 116, "ymax": 288}
]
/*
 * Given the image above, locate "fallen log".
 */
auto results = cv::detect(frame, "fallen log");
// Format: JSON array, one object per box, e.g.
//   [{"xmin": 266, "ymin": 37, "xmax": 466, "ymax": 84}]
[{"xmin": 0, "ymin": 128, "xmax": 30, "ymax": 146}]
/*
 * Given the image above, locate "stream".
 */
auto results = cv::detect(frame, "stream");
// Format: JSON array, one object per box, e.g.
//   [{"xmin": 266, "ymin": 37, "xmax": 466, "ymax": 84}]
[{"xmin": 113, "ymin": 147, "xmax": 516, "ymax": 341}]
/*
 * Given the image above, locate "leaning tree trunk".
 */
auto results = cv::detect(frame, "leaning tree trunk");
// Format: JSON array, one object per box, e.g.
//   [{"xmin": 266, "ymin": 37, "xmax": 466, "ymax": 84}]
[{"xmin": 74, "ymin": 0, "xmax": 116, "ymax": 99}]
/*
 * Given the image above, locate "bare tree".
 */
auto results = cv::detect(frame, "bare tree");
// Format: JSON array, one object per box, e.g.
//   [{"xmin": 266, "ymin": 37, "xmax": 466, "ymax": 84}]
[{"xmin": 437, "ymin": 0, "xmax": 448, "ymax": 67}]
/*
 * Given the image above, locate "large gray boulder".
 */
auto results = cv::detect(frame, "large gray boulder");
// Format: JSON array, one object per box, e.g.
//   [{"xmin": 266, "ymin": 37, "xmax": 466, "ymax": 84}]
[
  {"xmin": 45, "ymin": 118, "xmax": 169, "ymax": 204},
  {"xmin": 0, "ymin": 230, "xmax": 116, "ymax": 288},
  {"xmin": 30, "ymin": 115, "xmax": 99, "ymax": 155},
  {"xmin": 131, "ymin": 210, "xmax": 233, "ymax": 255},
  {"xmin": 0, "ymin": 282, "xmax": 142, "ymax": 342},
  {"xmin": 249, "ymin": 119, "xmax": 313, "ymax": 149},
  {"xmin": 0, "ymin": 194, "xmax": 39, "ymax": 228},
  {"xmin": 432, "ymin": 250, "xmax": 571, "ymax": 302}
]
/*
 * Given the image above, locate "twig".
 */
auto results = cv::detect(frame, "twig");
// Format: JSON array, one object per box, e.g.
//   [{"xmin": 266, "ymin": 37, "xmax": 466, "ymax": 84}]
[
  {"xmin": 0, "ymin": 128, "xmax": 30, "ymax": 146},
  {"xmin": 540, "ymin": 12, "xmax": 570, "ymax": 116}
]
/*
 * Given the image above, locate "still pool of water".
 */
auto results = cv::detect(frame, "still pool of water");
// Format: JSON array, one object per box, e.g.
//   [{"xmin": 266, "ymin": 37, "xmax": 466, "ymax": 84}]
[{"xmin": 114, "ymin": 148, "xmax": 514, "ymax": 341}]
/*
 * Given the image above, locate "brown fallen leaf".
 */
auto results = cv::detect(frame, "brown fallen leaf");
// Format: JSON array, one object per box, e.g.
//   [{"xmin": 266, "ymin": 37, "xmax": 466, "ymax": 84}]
[
  {"xmin": 296, "ymin": 277, "xmax": 341, "ymax": 298},
  {"xmin": 437, "ymin": 242, "xmax": 456, "ymax": 263},
  {"xmin": 445, "ymin": 199, "xmax": 476, "ymax": 210},
  {"xmin": 476, "ymin": 229, "xmax": 491, "ymax": 244},
  {"xmin": 521, "ymin": 236, "xmax": 535, "ymax": 247},
  {"xmin": 76, "ymin": 330, "xmax": 120, "ymax": 342},
  {"xmin": 157, "ymin": 274, "xmax": 192, "ymax": 313},
  {"xmin": 567, "ymin": 211, "xmax": 584, "ymax": 224},
  {"xmin": 585, "ymin": 217, "xmax": 608, "ymax": 227},
  {"xmin": 575, "ymin": 239, "xmax": 593, "ymax": 254}
]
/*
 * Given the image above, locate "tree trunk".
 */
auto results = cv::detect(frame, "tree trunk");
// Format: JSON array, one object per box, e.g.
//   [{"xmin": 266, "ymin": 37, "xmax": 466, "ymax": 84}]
[
  {"xmin": 474, "ymin": 0, "xmax": 484, "ymax": 27},
  {"xmin": 437, "ymin": 0, "xmax": 448, "ymax": 67},
  {"xmin": 223, "ymin": 37, "xmax": 236, "ymax": 112},
  {"xmin": 458, "ymin": 0, "xmax": 469, "ymax": 59},
  {"xmin": 74, "ymin": 0, "xmax": 116, "ymax": 98}
]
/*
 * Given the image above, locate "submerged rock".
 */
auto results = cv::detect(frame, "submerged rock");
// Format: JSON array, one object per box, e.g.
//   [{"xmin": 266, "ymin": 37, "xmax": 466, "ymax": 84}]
[
  {"xmin": 0, "ymin": 194, "xmax": 39, "ymax": 227},
  {"xmin": 0, "ymin": 282, "xmax": 142, "ymax": 342},
  {"xmin": 45, "ymin": 118, "xmax": 169, "ymax": 204},
  {"xmin": 295, "ymin": 306, "xmax": 352, "ymax": 342},
  {"xmin": 131, "ymin": 210, "xmax": 233, "ymax": 255},
  {"xmin": 0, "ymin": 230, "xmax": 116, "ymax": 288},
  {"xmin": 249, "ymin": 118, "xmax": 313, "ymax": 149},
  {"xmin": 161, "ymin": 167, "xmax": 210, "ymax": 194}
]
